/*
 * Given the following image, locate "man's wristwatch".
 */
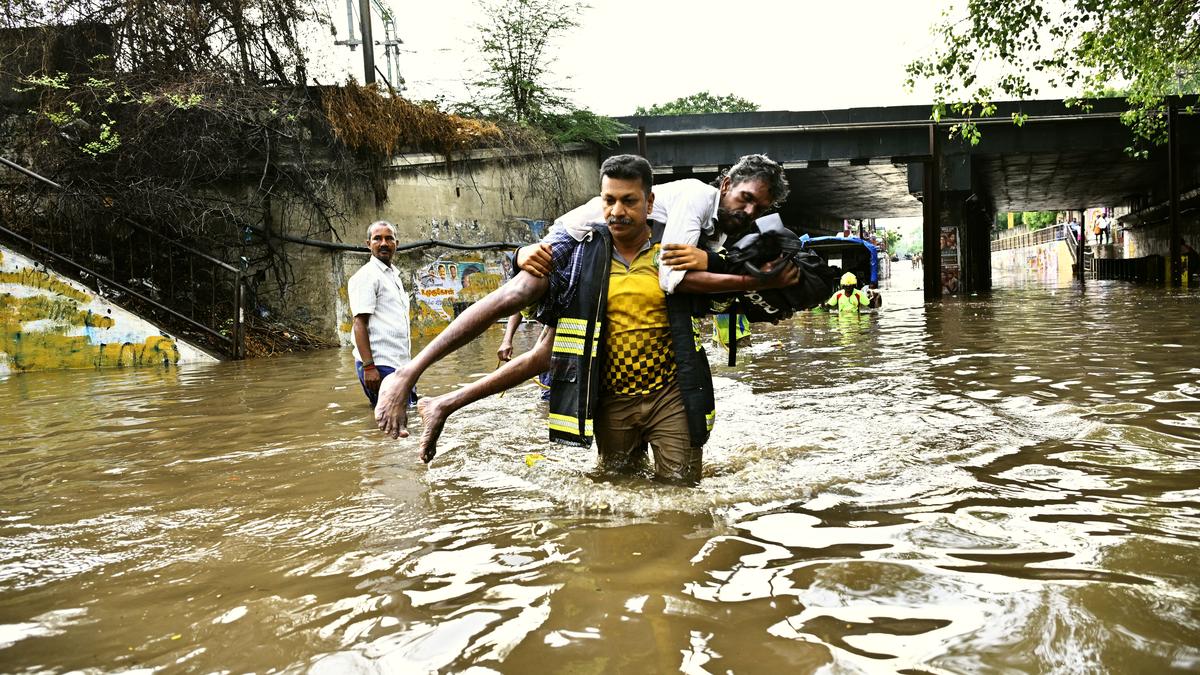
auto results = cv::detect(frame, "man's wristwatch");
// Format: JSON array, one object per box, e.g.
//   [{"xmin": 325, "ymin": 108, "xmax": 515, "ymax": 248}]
[{"xmin": 363, "ymin": 362, "xmax": 376, "ymax": 371}]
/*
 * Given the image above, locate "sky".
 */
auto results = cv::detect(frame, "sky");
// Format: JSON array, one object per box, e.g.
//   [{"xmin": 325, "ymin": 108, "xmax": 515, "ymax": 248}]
[{"xmin": 314, "ymin": 0, "xmax": 975, "ymax": 116}]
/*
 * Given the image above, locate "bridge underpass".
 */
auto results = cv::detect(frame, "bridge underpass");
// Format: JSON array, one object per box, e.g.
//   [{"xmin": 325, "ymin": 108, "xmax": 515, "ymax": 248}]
[
  {"xmin": 613, "ymin": 98, "xmax": 1199, "ymax": 301},
  {"xmin": 643, "ymin": 160, "xmax": 921, "ymax": 224}
]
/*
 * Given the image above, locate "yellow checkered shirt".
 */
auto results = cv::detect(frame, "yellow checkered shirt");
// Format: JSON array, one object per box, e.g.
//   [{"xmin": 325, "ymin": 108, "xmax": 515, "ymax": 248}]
[{"xmin": 604, "ymin": 243, "xmax": 675, "ymax": 395}]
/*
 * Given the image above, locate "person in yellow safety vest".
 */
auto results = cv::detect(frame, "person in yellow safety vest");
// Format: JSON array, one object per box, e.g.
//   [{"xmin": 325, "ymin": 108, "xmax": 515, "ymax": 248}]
[{"xmin": 825, "ymin": 272, "xmax": 871, "ymax": 312}]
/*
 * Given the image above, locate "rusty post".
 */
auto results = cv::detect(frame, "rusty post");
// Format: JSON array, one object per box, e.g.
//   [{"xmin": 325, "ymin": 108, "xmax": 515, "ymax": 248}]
[
  {"xmin": 232, "ymin": 273, "xmax": 244, "ymax": 359},
  {"xmin": 360, "ymin": 0, "xmax": 375, "ymax": 85}
]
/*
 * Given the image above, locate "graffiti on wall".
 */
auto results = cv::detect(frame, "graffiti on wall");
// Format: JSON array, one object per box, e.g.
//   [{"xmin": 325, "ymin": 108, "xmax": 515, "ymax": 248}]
[
  {"xmin": 0, "ymin": 247, "xmax": 199, "ymax": 373},
  {"xmin": 412, "ymin": 256, "xmax": 504, "ymax": 330},
  {"xmin": 428, "ymin": 218, "xmax": 481, "ymax": 240},
  {"xmin": 990, "ymin": 241, "xmax": 1064, "ymax": 280},
  {"xmin": 514, "ymin": 218, "xmax": 549, "ymax": 240}
]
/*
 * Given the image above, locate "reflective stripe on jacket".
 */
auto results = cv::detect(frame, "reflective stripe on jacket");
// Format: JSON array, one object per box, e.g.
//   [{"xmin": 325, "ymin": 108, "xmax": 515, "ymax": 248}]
[{"xmin": 547, "ymin": 223, "xmax": 716, "ymax": 448}]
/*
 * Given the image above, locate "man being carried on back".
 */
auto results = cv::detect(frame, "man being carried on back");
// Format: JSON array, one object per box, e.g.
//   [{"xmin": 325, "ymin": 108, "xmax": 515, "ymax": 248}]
[{"xmin": 375, "ymin": 155, "xmax": 795, "ymax": 466}]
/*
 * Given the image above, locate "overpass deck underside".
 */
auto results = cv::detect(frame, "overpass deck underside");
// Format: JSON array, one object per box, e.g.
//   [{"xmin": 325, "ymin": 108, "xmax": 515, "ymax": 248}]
[
  {"xmin": 658, "ymin": 162, "xmax": 922, "ymax": 227},
  {"xmin": 618, "ymin": 100, "xmax": 1199, "ymax": 222}
]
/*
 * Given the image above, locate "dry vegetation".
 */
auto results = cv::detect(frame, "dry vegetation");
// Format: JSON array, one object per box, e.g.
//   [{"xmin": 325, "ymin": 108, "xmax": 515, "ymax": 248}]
[
  {"xmin": 0, "ymin": 3, "xmax": 588, "ymax": 357},
  {"xmin": 322, "ymin": 83, "xmax": 503, "ymax": 158}
]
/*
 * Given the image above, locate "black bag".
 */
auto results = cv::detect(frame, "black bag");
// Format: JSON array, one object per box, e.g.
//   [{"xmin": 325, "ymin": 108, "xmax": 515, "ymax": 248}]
[{"xmin": 721, "ymin": 215, "xmax": 837, "ymax": 324}]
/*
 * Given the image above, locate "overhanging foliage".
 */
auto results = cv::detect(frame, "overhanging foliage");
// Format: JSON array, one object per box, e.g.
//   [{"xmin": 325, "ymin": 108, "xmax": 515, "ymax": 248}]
[{"xmin": 906, "ymin": 0, "xmax": 1200, "ymax": 152}]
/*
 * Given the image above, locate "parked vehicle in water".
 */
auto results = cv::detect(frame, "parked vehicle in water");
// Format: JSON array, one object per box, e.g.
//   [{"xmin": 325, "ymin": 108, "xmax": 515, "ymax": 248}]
[{"xmin": 799, "ymin": 235, "xmax": 883, "ymax": 308}]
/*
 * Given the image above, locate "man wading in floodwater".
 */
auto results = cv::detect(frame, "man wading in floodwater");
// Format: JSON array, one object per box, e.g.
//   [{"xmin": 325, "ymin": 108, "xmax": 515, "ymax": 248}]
[
  {"xmin": 380, "ymin": 155, "xmax": 797, "ymax": 483},
  {"xmin": 348, "ymin": 221, "xmax": 415, "ymax": 407},
  {"xmin": 375, "ymin": 156, "xmax": 795, "ymax": 465}
]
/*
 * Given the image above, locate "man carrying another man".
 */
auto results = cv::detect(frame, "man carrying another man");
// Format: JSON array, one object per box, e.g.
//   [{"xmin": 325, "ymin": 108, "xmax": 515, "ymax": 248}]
[{"xmin": 375, "ymin": 155, "xmax": 796, "ymax": 478}]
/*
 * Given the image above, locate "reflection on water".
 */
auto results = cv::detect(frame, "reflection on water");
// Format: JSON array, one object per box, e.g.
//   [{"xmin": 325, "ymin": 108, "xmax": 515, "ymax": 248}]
[{"xmin": 2, "ymin": 265, "xmax": 1198, "ymax": 673}]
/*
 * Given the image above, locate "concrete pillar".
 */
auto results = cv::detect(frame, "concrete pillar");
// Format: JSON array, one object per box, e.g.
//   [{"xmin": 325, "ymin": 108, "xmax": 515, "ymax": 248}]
[
  {"xmin": 933, "ymin": 191, "xmax": 993, "ymax": 295},
  {"xmin": 1168, "ymin": 99, "xmax": 1181, "ymax": 287},
  {"xmin": 962, "ymin": 195, "xmax": 994, "ymax": 294},
  {"xmin": 923, "ymin": 125, "xmax": 942, "ymax": 301}
]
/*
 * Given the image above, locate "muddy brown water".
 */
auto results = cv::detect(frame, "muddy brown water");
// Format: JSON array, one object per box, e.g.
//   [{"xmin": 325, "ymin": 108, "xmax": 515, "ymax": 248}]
[{"xmin": 2, "ymin": 264, "xmax": 1198, "ymax": 673}]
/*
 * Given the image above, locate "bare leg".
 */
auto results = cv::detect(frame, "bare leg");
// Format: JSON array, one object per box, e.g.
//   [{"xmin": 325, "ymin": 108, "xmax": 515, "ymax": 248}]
[
  {"xmin": 376, "ymin": 271, "xmax": 549, "ymax": 438},
  {"xmin": 417, "ymin": 327, "xmax": 554, "ymax": 462}
]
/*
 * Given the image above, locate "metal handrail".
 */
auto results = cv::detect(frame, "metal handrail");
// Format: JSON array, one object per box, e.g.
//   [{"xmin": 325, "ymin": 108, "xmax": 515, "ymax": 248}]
[
  {"xmin": 0, "ymin": 155, "xmax": 244, "ymax": 359},
  {"xmin": 119, "ymin": 215, "xmax": 240, "ymax": 272},
  {"xmin": 990, "ymin": 224, "xmax": 1067, "ymax": 252},
  {"xmin": 0, "ymin": 223, "xmax": 234, "ymax": 345},
  {"xmin": 0, "ymin": 156, "xmax": 59, "ymax": 187}
]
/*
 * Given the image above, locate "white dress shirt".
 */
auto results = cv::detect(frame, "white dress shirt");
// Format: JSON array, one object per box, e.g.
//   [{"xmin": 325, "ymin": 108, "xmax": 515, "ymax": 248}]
[
  {"xmin": 348, "ymin": 255, "xmax": 411, "ymax": 368},
  {"xmin": 550, "ymin": 179, "xmax": 724, "ymax": 293}
]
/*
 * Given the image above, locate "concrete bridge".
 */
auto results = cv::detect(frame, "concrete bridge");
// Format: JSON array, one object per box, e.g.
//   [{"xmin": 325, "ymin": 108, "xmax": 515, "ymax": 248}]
[{"xmin": 613, "ymin": 99, "xmax": 1199, "ymax": 300}]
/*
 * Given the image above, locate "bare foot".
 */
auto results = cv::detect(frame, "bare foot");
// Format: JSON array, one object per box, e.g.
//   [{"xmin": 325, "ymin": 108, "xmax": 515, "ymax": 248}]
[
  {"xmin": 417, "ymin": 395, "xmax": 450, "ymax": 463},
  {"xmin": 375, "ymin": 370, "xmax": 413, "ymax": 438}
]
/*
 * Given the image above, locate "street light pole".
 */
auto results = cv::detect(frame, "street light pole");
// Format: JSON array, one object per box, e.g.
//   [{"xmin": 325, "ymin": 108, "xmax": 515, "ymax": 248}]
[{"xmin": 360, "ymin": 0, "xmax": 375, "ymax": 85}]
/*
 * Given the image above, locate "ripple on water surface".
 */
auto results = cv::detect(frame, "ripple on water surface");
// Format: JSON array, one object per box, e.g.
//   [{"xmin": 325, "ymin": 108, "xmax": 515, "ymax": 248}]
[{"xmin": 1, "ymin": 280, "xmax": 1199, "ymax": 672}]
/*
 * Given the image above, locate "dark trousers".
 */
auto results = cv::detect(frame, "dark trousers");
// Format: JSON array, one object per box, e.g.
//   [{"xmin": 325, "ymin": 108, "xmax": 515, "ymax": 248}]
[{"xmin": 355, "ymin": 362, "xmax": 417, "ymax": 407}]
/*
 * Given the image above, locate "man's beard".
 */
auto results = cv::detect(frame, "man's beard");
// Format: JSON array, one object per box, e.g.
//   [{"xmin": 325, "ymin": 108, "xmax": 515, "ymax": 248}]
[{"xmin": 716, "ymin": 208, "xmax": 754, "ymax": 239}]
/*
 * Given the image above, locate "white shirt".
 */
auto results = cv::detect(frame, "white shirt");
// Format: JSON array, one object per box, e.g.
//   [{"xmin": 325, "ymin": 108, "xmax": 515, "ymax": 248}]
[
  {"xmin": 550, "ymin": 179, "xmax": 723, "ymax": 294},
  {"xmin": 348, "ymin": 255, "xmax": 411, "ymax": 368}
]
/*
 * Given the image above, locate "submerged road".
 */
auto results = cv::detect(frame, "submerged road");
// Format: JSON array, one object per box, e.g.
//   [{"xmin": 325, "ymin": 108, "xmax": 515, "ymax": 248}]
[{"xmin": 1, "ymin": 263, "xmax": 1198, "ymax": 672}]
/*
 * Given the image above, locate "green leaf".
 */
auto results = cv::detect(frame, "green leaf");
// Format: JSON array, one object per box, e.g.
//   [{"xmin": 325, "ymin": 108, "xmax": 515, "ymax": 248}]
[
  {"xmin": 634, "ymin": 91, "xmax": 759, "ymax": 116},
  {"xmin": 907, "ymin": 0, "xmax": 1200, "ymax": 146}
]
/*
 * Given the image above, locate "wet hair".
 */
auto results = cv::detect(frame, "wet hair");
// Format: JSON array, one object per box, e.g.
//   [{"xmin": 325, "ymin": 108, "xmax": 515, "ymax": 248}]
[
  {"xmin": 718, "ymin": 154, "xmax": 790, "ymax": 207},
  {"xmin": 600, "ymin": 154, "xmax": 653, "ymax": 197},
  {"xmin": 366, "ymin": 221, "xmax": 397, "ymax": 239}
]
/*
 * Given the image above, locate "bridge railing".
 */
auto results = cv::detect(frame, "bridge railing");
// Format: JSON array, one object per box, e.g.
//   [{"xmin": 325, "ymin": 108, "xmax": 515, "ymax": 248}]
[
  {"xmin": 990, "ymin": 224, "xmax": 1069, "ymax": 252},
  {"xmin": 1092, "ymin": 255, "xmax": 1167, "ymax": 283}
]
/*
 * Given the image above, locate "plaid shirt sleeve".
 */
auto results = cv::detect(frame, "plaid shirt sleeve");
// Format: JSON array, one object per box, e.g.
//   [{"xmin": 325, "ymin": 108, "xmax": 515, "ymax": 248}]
[{"xmin": 531, "ymin": 227, "xmax": 587, "ymax": 324}]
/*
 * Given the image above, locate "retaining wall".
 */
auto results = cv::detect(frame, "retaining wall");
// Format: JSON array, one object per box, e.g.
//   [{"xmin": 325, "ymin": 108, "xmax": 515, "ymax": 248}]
[
  {"xmin": 990, "ymin": 239, "xmax": 1074, "ymax": 282},
  {"xmin": 269, "ymin": 147, "xmax": 599, "ymax": 344}
]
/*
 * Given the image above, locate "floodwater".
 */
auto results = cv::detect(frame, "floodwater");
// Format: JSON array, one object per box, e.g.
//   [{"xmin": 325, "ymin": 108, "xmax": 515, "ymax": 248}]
[{"xmin": 2, "ymin": 263, "xmax": 1198, "ymax": 674}]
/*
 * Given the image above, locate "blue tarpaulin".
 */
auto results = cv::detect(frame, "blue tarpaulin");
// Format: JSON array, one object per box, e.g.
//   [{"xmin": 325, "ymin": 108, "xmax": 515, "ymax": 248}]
[{"xmin": 799, "ymin": 235, "xmax": 879, "ymax": 284}]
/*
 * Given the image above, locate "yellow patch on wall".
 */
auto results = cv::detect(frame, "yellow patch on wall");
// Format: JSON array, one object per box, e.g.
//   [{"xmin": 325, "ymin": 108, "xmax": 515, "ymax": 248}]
[
  {"xmin": 8, "ymin": 295, "xmax": 116, "ymax": 328},
  {"xmin": 1, "ymin": 267, "xmax": 178, "ymax": 371},
  {"xmin": 0, "ymin": 269, "xmax": 93, "ymax": 303},
  {"xmin": 1, "ymin": 330, "xmax": 180, "ymax": 370}
]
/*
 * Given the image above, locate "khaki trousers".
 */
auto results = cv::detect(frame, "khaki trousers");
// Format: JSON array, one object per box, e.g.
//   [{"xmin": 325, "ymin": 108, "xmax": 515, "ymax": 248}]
[{"xmin": 594, "ymin": 383, "xmax": 702, "ymax": 485}]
